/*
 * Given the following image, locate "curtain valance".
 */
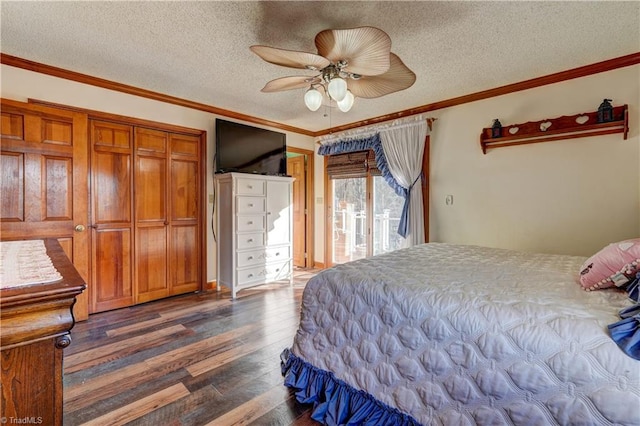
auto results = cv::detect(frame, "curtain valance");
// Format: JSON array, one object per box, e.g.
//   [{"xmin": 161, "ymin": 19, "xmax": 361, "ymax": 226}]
[{"xmin": 317, "ymin": 115, "xmax": 432, "ymax": 245}]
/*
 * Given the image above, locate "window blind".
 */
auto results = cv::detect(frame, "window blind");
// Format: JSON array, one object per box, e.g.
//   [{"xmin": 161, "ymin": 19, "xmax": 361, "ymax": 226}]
[{"xmin": 326, "ymin": 150, "xmax": 380, "ymax": 179}]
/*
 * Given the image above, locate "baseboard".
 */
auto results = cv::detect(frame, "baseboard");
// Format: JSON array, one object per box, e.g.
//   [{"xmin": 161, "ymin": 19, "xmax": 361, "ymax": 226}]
[
  {"xmin": 203, "ymin": 280, "xmax": 217, "ymax": 291},
  {"xmin": 313, "ymin": 261, "xmax": 326, "ymax": 269}
]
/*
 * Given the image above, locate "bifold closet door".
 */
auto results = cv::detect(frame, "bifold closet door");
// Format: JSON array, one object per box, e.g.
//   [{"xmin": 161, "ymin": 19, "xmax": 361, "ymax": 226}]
[
  {"xmin": 135, "ymin": 128, "xmax": 170, "ymax": 303},
  {"xmin": 90, "ymin": 120, "xmax": 134, "ymax": 313},
  {"xmin": 89, "ymin": 121, "xmax": 203, "ymax": 312},
  {"xmin": 168, "ymin": 133, "xmax": 200, "ymax": 295}
]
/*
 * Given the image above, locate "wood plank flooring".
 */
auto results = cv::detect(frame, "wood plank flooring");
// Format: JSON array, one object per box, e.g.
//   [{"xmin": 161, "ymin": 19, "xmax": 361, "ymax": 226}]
[{"xmin": 63, "ymin": 270, "xmax": 321, "ymax": 426}]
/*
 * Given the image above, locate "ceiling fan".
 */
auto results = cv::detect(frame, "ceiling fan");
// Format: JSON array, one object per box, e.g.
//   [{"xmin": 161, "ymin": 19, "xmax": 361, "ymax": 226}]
[{"xmin": 250, "ymin": 26, "xmax": 416, "ymax": 112}]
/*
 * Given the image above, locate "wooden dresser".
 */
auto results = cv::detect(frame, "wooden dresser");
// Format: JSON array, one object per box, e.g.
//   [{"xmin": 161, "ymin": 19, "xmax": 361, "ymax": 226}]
[{"xmin": 1, "ymin": 239, "xmax": 86, "ymax": 425}]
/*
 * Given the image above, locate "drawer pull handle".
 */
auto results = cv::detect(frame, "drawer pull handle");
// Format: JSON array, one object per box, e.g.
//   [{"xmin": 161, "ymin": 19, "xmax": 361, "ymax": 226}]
[
  {"xmin": 248, "ymin": 238, "xmax": 253, "ymax": 243},
  {"xmin": 248, "ymin": 203, "xmax": 254, "ymax": 207},
  {"xmin": 275, "ymin": 268, "xmax": 280, "ymax": 272},
  {"xmin": 248, "ymin": 256, "xmax": 254, "ymax": 260},
  {"xmin": 248, "ymin": 185, "xmax": 253, "ymax": 189},
  {"xmin": 248, "ymin": 221, "xmax": 253, "ymax": 224},
  {"xmin": 248, "ymin": 273, "xmax": 254, "ymax": 278},
  {"xmin": 275, "ymin": 252, "xmax": 280, "ymax": 256}
]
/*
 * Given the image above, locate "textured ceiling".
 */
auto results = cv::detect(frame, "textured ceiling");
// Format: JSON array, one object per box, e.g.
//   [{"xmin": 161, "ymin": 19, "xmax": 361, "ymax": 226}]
[{"xmin": 1, "ymin": 1, "xmax": 639, "ymax": 133}]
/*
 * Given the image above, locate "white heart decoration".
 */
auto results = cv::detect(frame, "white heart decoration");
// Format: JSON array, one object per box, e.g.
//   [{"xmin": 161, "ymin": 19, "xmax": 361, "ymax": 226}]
[
  {"xmin": 618, "ymin": 242, "xmax": 634, "ymax": 251},
  {"xmin": 540, "ymin": 121, "xmax": 552, "ymax": 131},
  {"xmin": 576, "ymin": 115, "xmax": 589, "ymax": 125},
  {"xmin": 508, "ymin": 127, "xmax": 519, "ymax": 135}
]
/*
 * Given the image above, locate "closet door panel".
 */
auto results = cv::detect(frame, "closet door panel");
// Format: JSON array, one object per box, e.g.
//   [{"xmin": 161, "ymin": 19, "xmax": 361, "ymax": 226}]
[
  {"xmin": 93, "ymin": 151, "xmax": 131, "ymax": 224},
  {"xmin": 135, "ymin": 128, "xmax": 169, "ymax": 302},
  {"xmin": 135, "ymin": 156, "xmax": 167, "ymax": 221},
  {"xmin": 137, "ymin": 128, "xmax": 167, "ymax": 154},
  {"xmin": 92, "ymin": 228, "xmax": 133, "ymax": 312},
  {"xmin": 170, "ymin": 159, "xmax": 198, "ymax": 221},
  {"xmin": 170, "ymin": 224, "xmax": 199, "ymax": 294},
  {"xmin": 90, "ymin": 120, "xmax": 134, "ymax": 313},
  {"xmin": 43, "ymin": 156, "xmax": 73, "ymax": 220},
  {"xmin": 170, "ymin": 134, "xmax": 199, "ymax": 156},
  {"xmin": 1, "ymin": 152, "xmax": 24, "ymax": 221},
  {"xmin": 136, "ymin": 226, "xmax": 168, "ymax": 302},
  {"xmin": 169, "ymin": 132, "xmax": 200, "ymax": 296},
  {"xmin": 92, "ymin": 121, "xmax": 131, "ymax": 149}
]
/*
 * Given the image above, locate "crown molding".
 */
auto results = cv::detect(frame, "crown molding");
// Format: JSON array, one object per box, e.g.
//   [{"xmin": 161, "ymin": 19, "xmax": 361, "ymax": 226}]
[
  {"xmin": 0, "ymin": 53, "xmax": 315, "ymax": 137},
  {"xmin": 2, "ymin": 52, "xmax": 638, "ymax": 138},
  {"xmin": 314, "ymin": 52, "xmax": 640, "ymax": 136}
]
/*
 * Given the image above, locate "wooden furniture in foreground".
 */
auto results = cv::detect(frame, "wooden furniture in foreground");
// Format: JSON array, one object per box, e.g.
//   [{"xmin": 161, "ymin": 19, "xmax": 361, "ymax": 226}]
[
  {"xmin": 480, "ymin": 104, "xmax": 629, "ymax": 153},
  {"xmin": 1, "ymin": 239, "xmax": 86, "ymax": 426}
]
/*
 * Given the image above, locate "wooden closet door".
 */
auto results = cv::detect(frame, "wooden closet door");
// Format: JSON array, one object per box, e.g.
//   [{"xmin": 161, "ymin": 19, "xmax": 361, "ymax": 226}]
[
  {"xmin": 169, "ymin": 133, "xmax": 200, "ymax": 295},
  {"xmin": 90, "ymin": 120, "xmax": 134, "ymax": 313},
  {"xmin": 0, "ymin": 99, "xmax": 90, "ymax": 320},
  {"xmin": 135, "ymin": 128, "xmax": 169, "ymax": 303}
]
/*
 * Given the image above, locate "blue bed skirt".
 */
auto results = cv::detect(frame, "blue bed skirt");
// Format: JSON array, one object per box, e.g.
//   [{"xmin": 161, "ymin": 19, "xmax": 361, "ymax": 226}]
[{"xmin": 281, "ymin": 348, "xmax": 422, "ymax": 426}]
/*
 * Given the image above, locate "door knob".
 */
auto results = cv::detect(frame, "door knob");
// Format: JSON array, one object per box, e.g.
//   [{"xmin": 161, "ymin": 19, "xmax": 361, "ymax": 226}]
[{"xmin": 74, "ymin": 224, "xmax": 86, "ymax": 232}]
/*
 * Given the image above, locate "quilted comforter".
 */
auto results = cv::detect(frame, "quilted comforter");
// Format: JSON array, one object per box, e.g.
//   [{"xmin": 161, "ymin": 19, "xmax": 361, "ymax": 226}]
[{"xmin": 283, "ymin": 243, "xmax": 640, "ymax": 425}]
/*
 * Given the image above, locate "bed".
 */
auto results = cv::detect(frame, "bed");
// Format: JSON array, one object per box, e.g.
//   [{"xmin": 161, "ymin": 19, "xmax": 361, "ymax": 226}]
[{"xmin": 281, "ymin": 243, "xmax": 640, "ymax": 425}]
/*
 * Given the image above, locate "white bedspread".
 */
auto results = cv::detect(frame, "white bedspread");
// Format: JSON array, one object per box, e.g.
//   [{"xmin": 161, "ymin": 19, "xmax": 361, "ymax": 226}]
[{"xmin": 291, "ymin": 243, "xmax": 640, "ymax": 425}]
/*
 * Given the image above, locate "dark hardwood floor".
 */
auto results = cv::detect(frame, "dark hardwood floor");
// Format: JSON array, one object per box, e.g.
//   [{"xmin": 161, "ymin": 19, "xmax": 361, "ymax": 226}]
[{"xmin": 63, "ymin": 270, "xmax": 321, "ymax": 426}]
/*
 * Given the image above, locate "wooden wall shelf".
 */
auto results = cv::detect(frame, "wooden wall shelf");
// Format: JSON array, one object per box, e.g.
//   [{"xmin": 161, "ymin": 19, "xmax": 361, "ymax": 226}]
[{"xmin": 480, "ymin": 104, "xmax": 629, "ymax": 154}]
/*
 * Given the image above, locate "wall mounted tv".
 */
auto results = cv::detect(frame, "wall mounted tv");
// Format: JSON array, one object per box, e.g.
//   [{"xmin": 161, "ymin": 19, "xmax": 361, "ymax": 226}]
[{"xmin": 215, "ymin": 119, "xmax": 287, "ymax": 176}]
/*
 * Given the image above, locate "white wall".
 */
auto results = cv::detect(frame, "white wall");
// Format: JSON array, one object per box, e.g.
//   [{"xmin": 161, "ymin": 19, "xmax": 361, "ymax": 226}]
[
  {"xmin": 427, "ymin": 65, "xmax": 639, "ymax": 256},
  {"xmin": 0, "ymin": 65, "xmax": 316, "ymax": 281}
]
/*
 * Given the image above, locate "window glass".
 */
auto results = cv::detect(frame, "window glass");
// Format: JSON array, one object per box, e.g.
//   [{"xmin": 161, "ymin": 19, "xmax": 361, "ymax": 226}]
[
  {"xmin": 332, "ymin": 177, "xmax": 367, "ymax": 263},
  {"xmin": 373, "ymin": 176, "xmax": 404, "ymax": 255}
]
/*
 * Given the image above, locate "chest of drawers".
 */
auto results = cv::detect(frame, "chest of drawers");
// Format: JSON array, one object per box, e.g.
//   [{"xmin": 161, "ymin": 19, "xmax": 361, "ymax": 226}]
[{"xmin": 215, "ymin": 173, "xmax": 294, "ymax": 298}]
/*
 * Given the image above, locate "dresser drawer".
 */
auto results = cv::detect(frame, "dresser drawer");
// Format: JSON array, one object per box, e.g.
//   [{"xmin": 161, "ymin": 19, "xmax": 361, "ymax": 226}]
[
  {"xmin": 236, "ymin": 215, "xmax": 265, "ymax": 232},
  {"xmin": 236, "ymin": 178, "xmax": 265, "ymax": 196},
  {"xmin": 237, "ymin": 248, "xmax": 266, "ymax": 268},
  {"xmin": 266, "ymin": 260, "xmax": 291, "ymax": 281},
  {"xmin": 236, "ymin": 232, "xmax": 264, "ymax": 249},
  {"xmin": 236, "ymin": 196, "xmax": 265, "ymax": 214},
  {"xmin": 265, "ymin": 245, "xmax": 290, "ymax": 262},
  {"xmin": 236, "ymin": 265, "xmax": 265, "ymax": 286}
]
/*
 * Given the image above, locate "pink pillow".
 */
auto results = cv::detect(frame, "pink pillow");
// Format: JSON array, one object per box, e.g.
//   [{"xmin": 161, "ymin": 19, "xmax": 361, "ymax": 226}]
[{"xmin": 579, "ymin": 239, "xmax": 640, "ymax": 290}]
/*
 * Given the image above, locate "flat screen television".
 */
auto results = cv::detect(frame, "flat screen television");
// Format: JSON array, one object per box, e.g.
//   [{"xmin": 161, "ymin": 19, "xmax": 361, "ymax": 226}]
[{"xmin": 215, "ymin": 119, "xmax": 287, "ymax": 175}]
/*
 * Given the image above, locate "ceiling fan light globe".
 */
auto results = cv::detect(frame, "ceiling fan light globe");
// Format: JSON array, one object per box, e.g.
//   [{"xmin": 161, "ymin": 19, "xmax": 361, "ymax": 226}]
[
  {"xmin": 337, "ymin": 91, "xmax": 355, "ymax": 112},
  {"xmin": 304, "ymin": 88, "xmax": 323, "ymax": 111},
  {"xmin": 328, "ymin": 77, "xmax": 347, "ymax": 102}
]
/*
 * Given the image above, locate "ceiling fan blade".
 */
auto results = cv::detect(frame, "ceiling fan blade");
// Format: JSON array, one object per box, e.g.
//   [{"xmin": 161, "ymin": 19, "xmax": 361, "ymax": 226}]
[
  {"xmin": 261, "ymin": 76, "xmax": 322, "ymax": 92},
  {"xmin": 315, "ymin": 26, "xmax": 391, "ymax": 76},
  {"xmin": 250, "ymin": 45, "xmax": 330, "ymax": 70},
  {"xmin": 347, "ymin": 53, "xmax": 416, "ymax": 99}
]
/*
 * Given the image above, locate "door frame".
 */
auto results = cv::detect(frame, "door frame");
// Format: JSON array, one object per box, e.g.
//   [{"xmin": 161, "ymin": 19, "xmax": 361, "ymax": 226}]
[{"xmin": 286, "ymin": 146, "xmax": 314, "ymax": 269}]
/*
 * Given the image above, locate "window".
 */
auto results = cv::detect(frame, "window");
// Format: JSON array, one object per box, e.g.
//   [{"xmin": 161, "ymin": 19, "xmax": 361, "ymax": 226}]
[
  {"xmin": 373, "ymin": 175, "xmax": 404, "ymax": 255},
  {"xmin": 326, "ymin": 150, "xmax": 409, "ymax": 265}
]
